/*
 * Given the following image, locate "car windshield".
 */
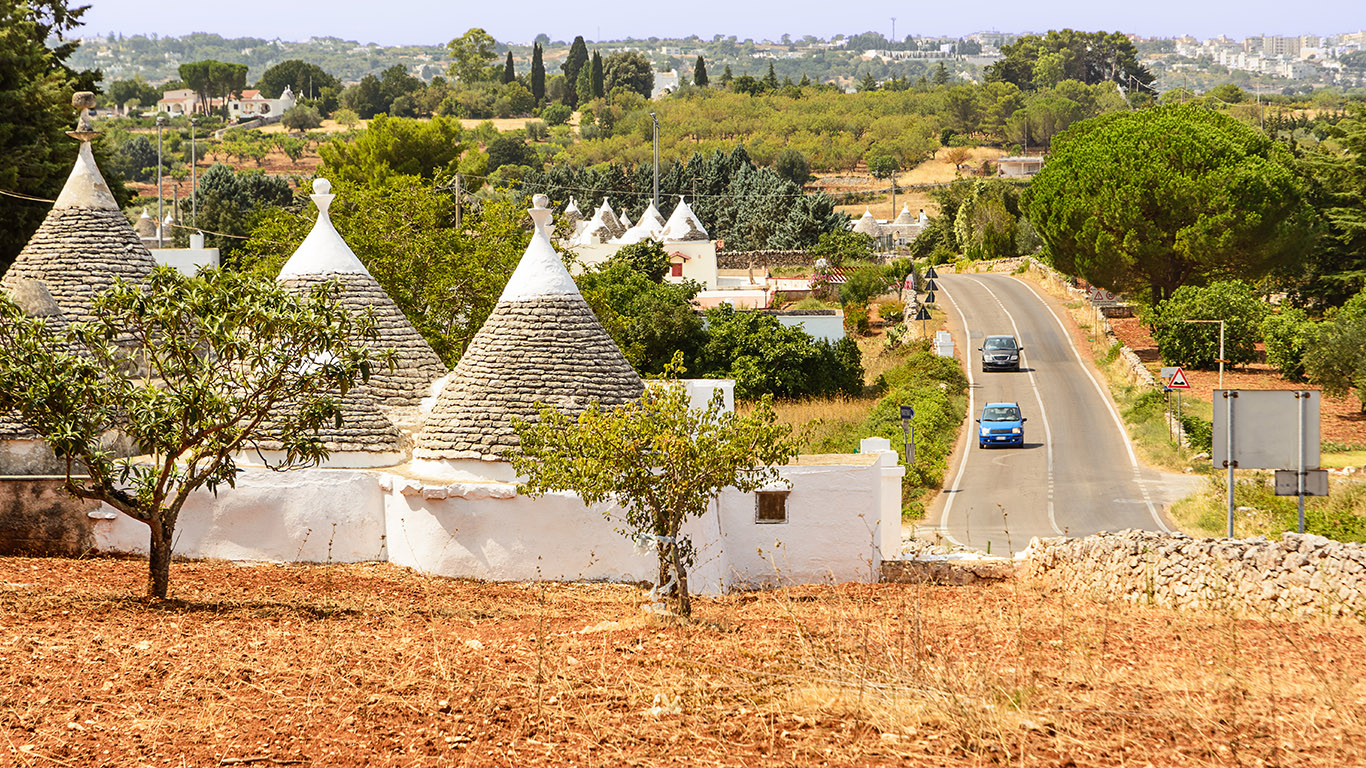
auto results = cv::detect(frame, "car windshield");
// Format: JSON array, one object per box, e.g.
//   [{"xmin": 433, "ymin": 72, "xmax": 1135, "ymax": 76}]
[
  {"xmin": 983, "ymin": 406, "xmax": 1020, "ymax": 422},
  {"xmin": 984, "ymin": 337, "xmax": 1017, "ymax": 350}
]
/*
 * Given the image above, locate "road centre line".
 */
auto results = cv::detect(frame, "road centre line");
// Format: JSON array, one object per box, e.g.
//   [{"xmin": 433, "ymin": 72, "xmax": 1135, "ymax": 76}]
[
  {"xmin": 967, "ymin": 277, "xmax": 1062, "ymax": 536},
  {"xmin": 1008, "ymin": 277, "xmax": 1170, "ymax": 533}
]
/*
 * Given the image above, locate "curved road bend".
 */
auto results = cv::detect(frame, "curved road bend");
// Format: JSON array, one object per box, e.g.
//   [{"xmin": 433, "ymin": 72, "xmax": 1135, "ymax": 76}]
[{"xmin": 930, "ymin": 273, "xmax": 1176, "ymax": 555}]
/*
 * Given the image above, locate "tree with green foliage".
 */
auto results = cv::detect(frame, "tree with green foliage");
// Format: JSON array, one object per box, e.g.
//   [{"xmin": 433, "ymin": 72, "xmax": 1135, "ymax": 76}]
[
  {"xmin": 561, "ymin": 35, "xmax": 589, "ymax": 106},
  {"xmin": 317, "ymin": 114, "xmax": 465, "ymax": 185},
  {"xmin": 604, "ymin": 51, "xmax": 654, "ymax": 99},
  {"xmin": 256, "ymin": 59, "xmax": 339, "ymax": 100},
  {"xmin": 763, "ymin": 62, "xmax": 779, "ymax": 91},
  {"xmin": 194, "ymin": 164, "xmax": 293, "ymax": 257},
  {"xmin": 1024, "ymin": 104, "xmax": 1313, "ymax": 301},
  {"xmin": 1304, "ymin": 291, "xmax": 1366, "ymax": 411},
  {"xmin": 693, "ymin": 55, "xmax": 708, "ymax": 87},
  {"xmin": 1261, "ymin": 307, "xmax": 1318, "ymax": 381},
  {"xmin": 447, "ymin": 28, "xmax": 498, "ymax": 86},
  {"xmin": 501, "ymin": 51, "xmax": 514, "ymax": 85},
  {"xmin": 577, "ymin": 246, "xmax": 706, "ymax": 374},
  {"xmin": 884, "ymin": 258, "xmax": 915, "ymax": 302},
  {"xmin": 986, "ymin": 30, "xmax": 1152, "ymax": 91},
  {"xmin": 107, "ymin": 76, "xmax": 159, "ymax": 111},
  {"xmin": 530, "ymin": 43, "xmax": 545, "ymax": 103},
  {"xmin": 241, "ymin": 177, "xmax": 527, "ymax": 364},
  {"xmin": 866, "ymin": 154, "xmax": 899, "ymax": 182},
  {"xmin": 1149, "ymin": 280, "xmax": 1268, "ymax": 369},
  {"xmin": 811, "ymin": 229, "xmax": 875, "ymax": 266},
  {"xmin": 378, "ymin": 64, "xmax": 423, "ymax": 108},
  {"xmin": 485, "ymin": 134, "xmax": 536, "ymax": 172},
  {"xmin": 840, "ymin": 265, "xmax": 892, "ymax": 306},
  {"xmin": 0, "ymin": 267, "xmax": 383, "ymax": 599},
  {"xmin": 511, "ymin": 358, "xmax": 796, "ymax": 617},
  {"xmin": 541, "ymin": 103, "xmax": 571, "ymax": 126},
  {"xmin": 775, "ymin": 148, "xmax": 810, "ymax": 187},
  {"xmin": 699, "ymin": 304, "xmax": 864, "ymax": 399},
  {"xmin": 1292, "ymin": 105, "xmax": 1366, "ymax": 310},
  {"xmin": 178, "ymin": 59, "xmax": 248, "ymax": 115},
  {"xmin": 280, "ymin": 104, "xmax": 322, "ymax": 132},
  {"xmin": 339, "ymin": 74, "xmax": 385, "ymax": 118},
  {"xmin": 720, "ymin": 65, "xmax": 734, "ymax": 88},
  {"xmin": 932, "ymin": 63, "xmax": 950, "ymax": 86},
  {"xmin": 590, "ymin": 50, "xmax": 605, "ymax": 99},
  {"xmin": 0, "ymin": 0, "xmax": 121, "ymax": 273},
  {"xmin": 955, "ymin": 179, "xmax": 1021, "ymax": 260}
]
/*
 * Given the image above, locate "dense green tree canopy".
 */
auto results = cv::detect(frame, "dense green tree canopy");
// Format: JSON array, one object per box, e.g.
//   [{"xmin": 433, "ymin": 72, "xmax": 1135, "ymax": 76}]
[
  {"xmin": 194, "ymin": 163, "xmax": 293, "ymax": 256},
  {"xmin": 1024, "ymin": 104, "xmax": 1313, "ymax": 300},
  {"xmin": 317, "ymin": 114, "xmax": 466, "ymax": 185},
  {"xmin": 255, "ymin": 59, "xmax": 339, "ymax": 99},
  {"xmin": 561, "ymin": 36, "xmax": 589, "ymax": 106},
  {"xmin": 178, "ymin": 59, "xmax": 248, "ymax": 113},
  {"xmin": 1292, "ymin": 105, "xmax": 1366, "ymax": 309},
  {"xmin": 0, "ymin": 0, "xmax": 121, "ymax": 273},
  {"xmin": 446, "ymin": 28, "xmax": 498, "ymax": 86},
  {"xmin": 986, "ymin": 30, "xmax": 1152, "ymax": 91}
]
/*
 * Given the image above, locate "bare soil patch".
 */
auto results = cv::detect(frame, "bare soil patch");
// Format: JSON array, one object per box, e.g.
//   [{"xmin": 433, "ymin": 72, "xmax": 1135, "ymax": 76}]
[
  {"xmin": 1107, "ymin": 316, "xmax": 1366, "ymax": 446},
  {"xmin": 4, "ymin": 556, "xmax": 1364, "ymax": 766},
  {"xmin": 820, "ymin": 147, "xmax": 1007, "ymax": 221}
]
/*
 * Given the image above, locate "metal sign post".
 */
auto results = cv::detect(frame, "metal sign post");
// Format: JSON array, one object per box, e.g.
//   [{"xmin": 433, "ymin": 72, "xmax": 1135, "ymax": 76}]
[
  {"xmin": 1214, "ymin": 389, "xmax": 1322, "ymax": 539},
  {"xmin": 1224, "ymin": 390, "xmax": 1236, "ymax": 537},
  {"xmin": 899, "ymin": 405, "xmax": 915, "ymax": 466},
  {"xmin": 1297, "ymin": 390, "xmax": 1306, "ymax": 533}
]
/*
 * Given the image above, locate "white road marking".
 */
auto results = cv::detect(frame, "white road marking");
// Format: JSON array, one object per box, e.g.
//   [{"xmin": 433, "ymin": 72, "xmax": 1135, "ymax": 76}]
[
  {"xmin": 1008, "ymin": 277, "xmax": 1171, "ymax": 533},
  {"xmin": 936, "ymin": 281, "xmax": 972, "ymax": 547},
  {"xmin": 968, "ymin": 277, "xmax": 1062, "ymax": 536}
]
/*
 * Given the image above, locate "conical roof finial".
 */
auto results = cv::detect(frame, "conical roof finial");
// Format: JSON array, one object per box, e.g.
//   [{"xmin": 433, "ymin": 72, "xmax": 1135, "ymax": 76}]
[{"xmin": 67, "ymin": 92, "xmax": 100, "ymax": 142}]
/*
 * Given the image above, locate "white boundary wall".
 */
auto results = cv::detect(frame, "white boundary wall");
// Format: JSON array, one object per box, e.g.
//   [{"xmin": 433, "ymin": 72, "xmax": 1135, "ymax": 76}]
[{"xmin": 90, "ymin": 447, "xmax": 903, "ymax": 594}]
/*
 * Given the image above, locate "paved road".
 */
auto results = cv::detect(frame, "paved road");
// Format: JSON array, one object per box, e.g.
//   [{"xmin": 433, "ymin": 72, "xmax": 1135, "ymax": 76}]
[{"xmin": 930, "ymin": 273, "xmax": 1175, "ymax": 554}]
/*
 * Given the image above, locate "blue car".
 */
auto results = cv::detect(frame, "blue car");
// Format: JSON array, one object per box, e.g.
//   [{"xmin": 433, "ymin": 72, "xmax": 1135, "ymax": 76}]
[{"xmin": 977, "ymin": 402, "xmax": 1026, "ymax": 448}]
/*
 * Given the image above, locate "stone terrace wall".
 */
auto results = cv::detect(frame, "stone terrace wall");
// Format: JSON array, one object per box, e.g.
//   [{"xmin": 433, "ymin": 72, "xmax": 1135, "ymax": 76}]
[
  {"xmin": 1024, "ymin": 530, "xmax": 1366, "ymax": 618},
  {"xmin": 716, "ymin": 251, "xmax": 812, "ymax": 270}
]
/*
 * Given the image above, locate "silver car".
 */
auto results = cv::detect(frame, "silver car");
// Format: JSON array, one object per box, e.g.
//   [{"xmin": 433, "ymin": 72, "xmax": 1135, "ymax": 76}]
[{"xmin": 979, "ymin": 335, "xmax": 1022, "ymax": 371}]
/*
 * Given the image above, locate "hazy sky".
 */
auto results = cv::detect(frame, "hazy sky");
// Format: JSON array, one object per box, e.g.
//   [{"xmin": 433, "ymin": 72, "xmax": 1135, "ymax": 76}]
[{"xmin": 72, "ymin": 0, "xmax": 1362, "ymax": 47}]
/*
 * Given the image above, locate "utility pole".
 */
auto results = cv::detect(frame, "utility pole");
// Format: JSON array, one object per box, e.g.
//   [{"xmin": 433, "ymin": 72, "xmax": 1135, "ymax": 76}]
[
  {"xmin": 453, "ymin": 173, "xmax": 463, "ymax": 229},
  {"xmin": 891, "ymin": 17, "xmax": 896, "ymax": 46},
  {"xmin": 189, "ymin": 117, "xmax": 198, "ymax": 227},
  {"xmin": 1182, "ymin": 319, "xmax": 1226, "ymax": 390},
  {"xmin": 650, "ymin": 112, "xmax": 660, "ymax": 209},
  {"xmin": 155, "ymin": 114, "xmax": 166, "ymax": 249}
]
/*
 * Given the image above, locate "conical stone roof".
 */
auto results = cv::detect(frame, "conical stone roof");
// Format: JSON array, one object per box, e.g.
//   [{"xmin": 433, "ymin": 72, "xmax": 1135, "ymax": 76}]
[
  {"xmin": 661, "ymin": 196, "xmax": 708, "ymax": 241},
  {"xmin": 415, "ymin": 197, "xmax": 643, "ymax": 462},
  {"xmin": 254, "ymin": 386, "xmax": 404, "ymax": 458},
  {"xmin": 892, "ymin": 204, "xmax": 916, "ymax": 226},
  {"xmin": 851, "ymin": 208, "xmax": 883, "ymax": 237},
  {"xmin": 1, "ymin": 141, "xmax": 158, "ymax": 325},
  {"xmin": 614, "ymin": 200, "xmax": 666, "ymax": 244},
  {"xmin": 276, "ymin": 179, "xmax": 447, "ymax": 412}
]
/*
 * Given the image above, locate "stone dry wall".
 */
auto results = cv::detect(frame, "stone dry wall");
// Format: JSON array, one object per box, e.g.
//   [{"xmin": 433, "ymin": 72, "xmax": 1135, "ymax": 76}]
[
  {"xmin": 716, "ymin": 251, "xmax": 812, "ymax": 270},
  {"xmin": 1024, "ymin": 530, "xmax": 1366, "ymax": 618}
]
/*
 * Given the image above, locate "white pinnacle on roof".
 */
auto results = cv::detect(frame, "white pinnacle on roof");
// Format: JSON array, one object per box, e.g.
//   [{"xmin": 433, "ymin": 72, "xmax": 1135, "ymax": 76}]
[
  {"xmin": 571, "ymin": 198, "xmax": 619, "ymax": 245},
  {"xmin": 613, "ymin": 200, "xmax": 667, "ymax": 244},
  {"xmin": 501, "ymin": 195, "xmax": 580, "ymax": 301},
  {"xmin": 54, "ymin": 141, "xmax": 120, "ymax": 211},
  {"xmin": 661, "ymin": 196, "xmax": 708, "ymax": 241},
  {"xmin": 277, "ymin": 179, "xmax": 371, "ymax": 279},
  {"xmin": 564, "ymin": 197, "xmax": 582, "ymax": 219},
  {"xmin": 619, "ymin": 212, "xmax": 633, "ymax": 230},
  {"xmin": 892, "ymin": 204, "xmax": 916, "ymax": 226}
]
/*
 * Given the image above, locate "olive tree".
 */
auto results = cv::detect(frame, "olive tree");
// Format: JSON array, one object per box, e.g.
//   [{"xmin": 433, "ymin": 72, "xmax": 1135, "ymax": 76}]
[
  {"xmin": 0, "ymin": 267, "xmax": 384, "ymax": 599},
  {"xmin": 510, "ymin": 358, "xmax": 796, "ymax": 617}
]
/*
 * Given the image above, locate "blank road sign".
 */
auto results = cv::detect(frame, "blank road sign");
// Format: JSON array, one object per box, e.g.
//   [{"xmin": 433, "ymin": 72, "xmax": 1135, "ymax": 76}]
[
  {"xmin": 1274, "ymin": 469, "xmax": 1329, "ymax": 497},
  {"xmin": 1212, "ymin": 390, "xmax": 1320, "ymax": 470}
]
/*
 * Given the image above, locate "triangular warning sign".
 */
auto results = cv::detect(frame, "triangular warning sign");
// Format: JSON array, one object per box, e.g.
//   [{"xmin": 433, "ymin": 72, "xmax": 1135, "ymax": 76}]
[
  {"xmin": 914, "ymin": 305, "xmax": 932, "ymax": 321},
  {"xmin": 925, "ymin": 266, "xmax": 939, "ymax": 279},
  {"xmin": 1168, "ymin": 367, "xmax": 1191, "ymax": 389}
]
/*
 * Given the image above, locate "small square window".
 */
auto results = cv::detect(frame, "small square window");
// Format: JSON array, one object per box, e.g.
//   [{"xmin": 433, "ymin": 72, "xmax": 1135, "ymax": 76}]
[
  {"xmin": 755, "ymin": 491, "xmax": 789, "ymax": 524},
  {"xmin": 670, "ymin": 261, "xmax": 684, "ymax": 277}
]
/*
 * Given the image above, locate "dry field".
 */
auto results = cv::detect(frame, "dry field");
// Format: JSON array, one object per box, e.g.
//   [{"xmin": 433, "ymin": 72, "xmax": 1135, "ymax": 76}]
[
  {"xmin": 3, "ymin": 556, "xmax": 1364, "ymax": 767},
  {"xmin": 826, "ymin": 147, "xmax": 1009, "ymax": 222}
]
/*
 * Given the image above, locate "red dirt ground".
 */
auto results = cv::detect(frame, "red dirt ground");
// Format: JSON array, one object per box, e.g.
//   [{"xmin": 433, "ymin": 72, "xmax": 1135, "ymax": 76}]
[
  {"xmin": 1107, "ymin": 315, "xmax": 1366, "ymax": 446},
  {"xmin": 3, "ymin": 557, "xmax": 1365, "ymax": 767}
]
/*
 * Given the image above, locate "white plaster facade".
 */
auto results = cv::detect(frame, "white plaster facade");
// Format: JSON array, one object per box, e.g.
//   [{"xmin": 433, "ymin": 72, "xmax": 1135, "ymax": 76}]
[{"xmin": 87, "ymin": 440, "xmax": 903, "ymax": 594}]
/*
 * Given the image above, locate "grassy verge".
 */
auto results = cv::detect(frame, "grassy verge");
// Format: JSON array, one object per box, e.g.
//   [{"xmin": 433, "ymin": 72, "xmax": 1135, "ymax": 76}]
[
  {"xmin": 1170, "ymin": 472, "xmax": 1366, "ymax": 542},
  {"xmin": 743, "ymin": 335, "xmax": 968, "ymax": 521}
]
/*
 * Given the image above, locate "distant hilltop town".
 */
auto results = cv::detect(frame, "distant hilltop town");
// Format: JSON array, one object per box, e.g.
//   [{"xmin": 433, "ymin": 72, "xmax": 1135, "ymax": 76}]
[{"xmin": 68, "ymin": 29, "xmax": 1366, "ymax": 92}]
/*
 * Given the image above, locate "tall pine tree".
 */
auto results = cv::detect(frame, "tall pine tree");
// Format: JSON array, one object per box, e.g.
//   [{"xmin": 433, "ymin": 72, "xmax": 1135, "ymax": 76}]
[
  {"xmin": 561, "ymin": 35, "xmax": 589, "ymax": 107},
  {"xmin": 530, "ymin": 43, "xmax": 545, "ymax": 103},
  {"xmin": 763, "ymin": 61, "xmax": 778, "ymax": 91},
  {"xmin": 501, "ymin": 51, "xmax": 514, "ymax": 84},
  {"xmin": 590, "ymin": 50, "xmax": 604, "ymax": 99},
  {"xmin": 693, "ymin": 55, "xmax": 708, "ymax": 87}
]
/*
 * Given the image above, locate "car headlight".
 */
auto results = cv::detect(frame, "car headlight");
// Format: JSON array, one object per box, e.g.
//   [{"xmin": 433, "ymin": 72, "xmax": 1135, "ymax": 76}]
[
  {"xmin": 1011, "ymin": 427, "xmax": 1022, "ymax": 434},
  {"xmin": 980, "ymin": 427, "xmax": 990, "ymax": 436},
  {"xmin": 1008, "ymin": 354, "xmax": 1018, "ymax": 360}
]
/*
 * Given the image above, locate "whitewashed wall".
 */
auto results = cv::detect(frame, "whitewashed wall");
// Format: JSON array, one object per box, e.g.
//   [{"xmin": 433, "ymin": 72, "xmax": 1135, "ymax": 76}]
[{"xmin": 88, "ymin": 449, "xmax": 903, "ymax": 595}]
